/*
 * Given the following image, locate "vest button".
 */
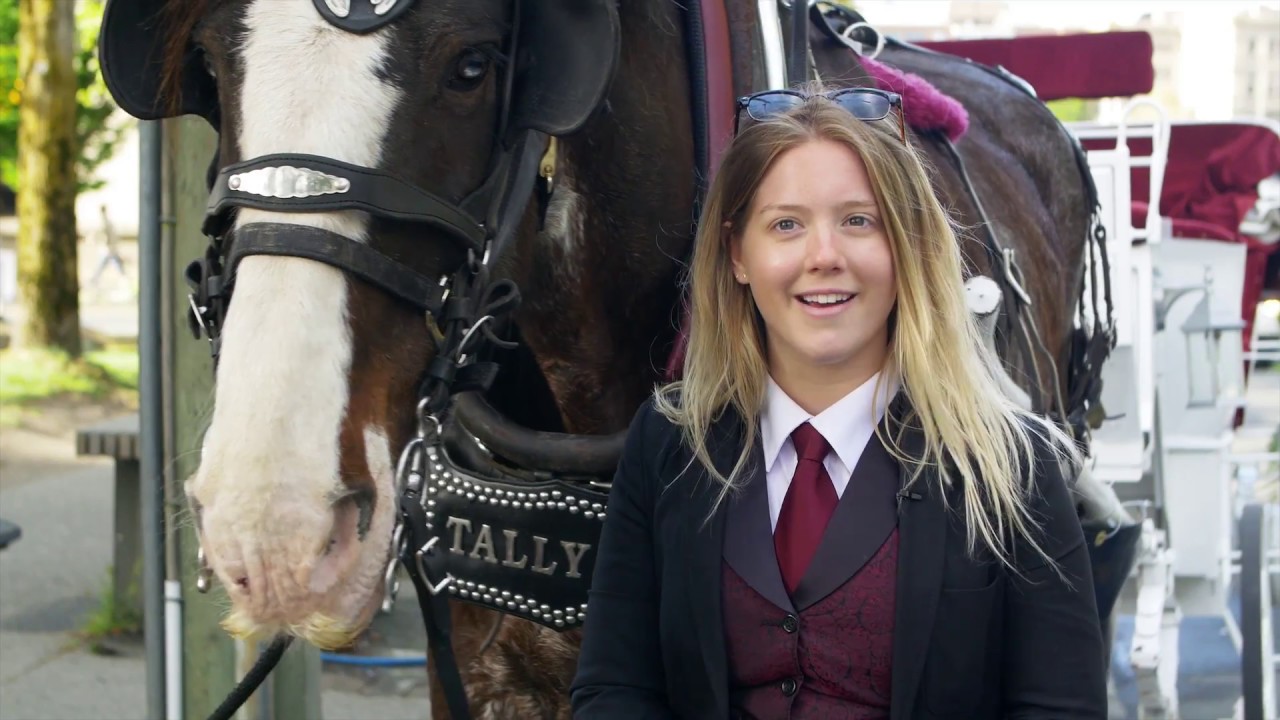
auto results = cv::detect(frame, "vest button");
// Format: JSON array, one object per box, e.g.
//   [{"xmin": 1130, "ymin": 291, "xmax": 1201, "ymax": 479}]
[
  {"xmin": 781, "ymin": 677, "xmax": 798, "ymax": 696},
  {"xmin": 781, "ymin": 615, "xmax": 798, "ymax": 633}
]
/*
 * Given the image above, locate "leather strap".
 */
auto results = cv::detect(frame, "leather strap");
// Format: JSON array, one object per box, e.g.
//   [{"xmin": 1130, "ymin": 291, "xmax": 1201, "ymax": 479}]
[
  {"xmin": 400, "ymin": 492, "xmax": 472, "ymax": 720},
  {"xmin": 205, "ymin": 153, "xmax": 487, "ymax": 250},
  {"xmin": 787, "ymin": 0, "xmax": 811, "ymax": 86},
  {"xmin": 227, "ymin": 223, "xmax": 450, "ymax": 315}
]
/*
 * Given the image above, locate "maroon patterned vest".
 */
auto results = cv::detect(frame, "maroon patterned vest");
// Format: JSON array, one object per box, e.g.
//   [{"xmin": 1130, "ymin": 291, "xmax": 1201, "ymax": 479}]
[
  {"xmin": 723, "ymin": 530, "xmax": 898, "ymax": 719},
  {"xmin": 720, "ymin": 430, "xmax": 903, "ymax": 719}
]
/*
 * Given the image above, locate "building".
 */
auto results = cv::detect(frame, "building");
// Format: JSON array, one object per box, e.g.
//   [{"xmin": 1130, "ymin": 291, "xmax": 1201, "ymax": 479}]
[
  {"xmin": 1234, "ymin": 7, "xmax": 1280, "ymax": 121},
  {"xmin": 1130, "ymin": 13, "xmax": 1185, "ymax": 119}
]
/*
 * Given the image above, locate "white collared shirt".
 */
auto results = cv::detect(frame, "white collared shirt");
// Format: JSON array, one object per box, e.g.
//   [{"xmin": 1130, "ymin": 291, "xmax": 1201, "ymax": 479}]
[{"xmin": 760, "ymin": 371, "xmax": 899, "ymax": 532}]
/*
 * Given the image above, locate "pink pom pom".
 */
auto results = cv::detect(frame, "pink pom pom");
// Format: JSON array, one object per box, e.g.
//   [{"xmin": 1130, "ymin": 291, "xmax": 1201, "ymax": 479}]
[{"xmin": 859, "ymin": 55, "xmax": 969, "ymax": 143}]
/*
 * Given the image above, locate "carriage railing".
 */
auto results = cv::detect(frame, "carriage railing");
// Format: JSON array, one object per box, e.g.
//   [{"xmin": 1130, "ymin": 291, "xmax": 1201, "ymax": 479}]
[
  {"xmin": 1068, "ymin": 100, "xmax": 1172, "ymax": 486},
  {"xmin": 1070, "ymin": 100, "xmax": 1171, "ymax": 249},
  {"xmin": 1071, "ymin": 98, "xmax": 1280, "ymax": 717}
]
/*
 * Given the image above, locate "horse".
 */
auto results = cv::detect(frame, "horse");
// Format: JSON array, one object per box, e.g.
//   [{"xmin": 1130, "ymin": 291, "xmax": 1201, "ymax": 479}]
[{"xmin": 98, "ymin": 0, "xmax": 1120, "ymax": 716}]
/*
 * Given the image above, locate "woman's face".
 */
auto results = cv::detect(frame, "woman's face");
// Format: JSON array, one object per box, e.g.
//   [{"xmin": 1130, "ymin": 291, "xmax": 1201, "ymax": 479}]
[{"xmin": 731, "ymin": 139, "xmax": 896, "ymax": 387}]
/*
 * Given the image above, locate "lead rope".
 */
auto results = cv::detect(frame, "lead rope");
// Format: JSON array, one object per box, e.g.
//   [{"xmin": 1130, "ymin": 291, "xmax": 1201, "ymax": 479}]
[{"xmin": 205, "ymin": 636, "xmax": 293, "ymax": 720}]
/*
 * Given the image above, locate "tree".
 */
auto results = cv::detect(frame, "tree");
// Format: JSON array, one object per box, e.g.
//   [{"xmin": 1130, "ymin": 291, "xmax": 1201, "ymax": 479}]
[
  {"xmin": 2, "ymin": 0, "xmax": 124, "ymax": 193},
  {"xmin": 16, "ymin": 0, "xmax": 81, "ymax": 355}
]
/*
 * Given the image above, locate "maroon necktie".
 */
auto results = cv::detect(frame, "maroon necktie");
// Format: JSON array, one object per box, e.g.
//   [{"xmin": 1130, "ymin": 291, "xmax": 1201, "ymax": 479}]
[{"xmin": 774, "ymin": 422, "xmax": 838, "ymax": 596}]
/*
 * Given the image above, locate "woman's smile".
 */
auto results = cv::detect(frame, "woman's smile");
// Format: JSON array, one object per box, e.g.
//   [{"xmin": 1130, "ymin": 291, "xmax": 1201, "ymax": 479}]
[{"xmin": 796, "ymin": 290, "xmax": 857, "ymax": 316}]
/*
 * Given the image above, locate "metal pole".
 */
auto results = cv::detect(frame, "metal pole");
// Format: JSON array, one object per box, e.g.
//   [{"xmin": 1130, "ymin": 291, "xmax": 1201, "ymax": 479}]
[
  {"xmin": 140, "ymin": 118, "xmax": 167, "ymax": 720},
  {"xmin": 159, "ymin": 119, "xmax": 184, "ymax": 720}
]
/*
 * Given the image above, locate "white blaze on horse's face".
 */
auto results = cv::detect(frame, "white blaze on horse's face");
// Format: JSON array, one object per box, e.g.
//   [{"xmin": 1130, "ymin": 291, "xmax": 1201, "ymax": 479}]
[{"xmin": 187, "ymin": 0, "xmax": 402, "ymax": 646}]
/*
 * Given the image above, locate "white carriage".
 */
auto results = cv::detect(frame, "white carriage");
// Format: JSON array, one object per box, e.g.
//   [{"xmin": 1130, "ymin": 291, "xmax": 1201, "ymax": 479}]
[
  {"xmin": 1070, "ymin": 104, "xmax": 1280, "ymax": 719},
  {"xmin": 918, "ymin": 28, "xmax": 1280, "ymax": 715}
]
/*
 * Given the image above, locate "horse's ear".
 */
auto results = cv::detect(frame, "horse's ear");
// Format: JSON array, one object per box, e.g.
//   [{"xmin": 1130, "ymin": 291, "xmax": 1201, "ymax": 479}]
[
  {"xmin": 100, "ymin": 0, "xmax": 219, "ymax": 123},
  {"xmin": 507, "ymin": 0, "xmax": 620, "ymax": 137}
]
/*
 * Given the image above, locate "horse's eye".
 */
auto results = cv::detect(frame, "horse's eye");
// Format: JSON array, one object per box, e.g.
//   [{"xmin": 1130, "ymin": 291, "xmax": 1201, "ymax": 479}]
[{"xmin": 448, "ymin": 48, "xmax": 490, "ymax": 91}]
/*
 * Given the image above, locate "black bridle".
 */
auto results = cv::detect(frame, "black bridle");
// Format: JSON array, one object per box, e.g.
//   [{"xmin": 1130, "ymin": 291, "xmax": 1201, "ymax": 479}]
[{"xmin": 188, "ymin": 6, "xmax": 553, "ymax": 719}]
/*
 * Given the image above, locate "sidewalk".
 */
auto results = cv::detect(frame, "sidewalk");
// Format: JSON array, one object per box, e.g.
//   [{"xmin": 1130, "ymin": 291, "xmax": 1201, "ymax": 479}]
[{"xmin": 0, "ymin": 413, "xmax": 430, "ymax": 720}]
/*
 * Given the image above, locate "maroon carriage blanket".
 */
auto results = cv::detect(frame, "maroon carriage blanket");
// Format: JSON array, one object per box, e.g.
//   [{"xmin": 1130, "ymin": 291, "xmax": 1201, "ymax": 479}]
[
  {"xmin": 1082, "ymin": 124, "xmax": 1280, "ymax": 357},
  {"xmin": 916, "ymin": 31, "xmax": 1155, "ymax": 102}
]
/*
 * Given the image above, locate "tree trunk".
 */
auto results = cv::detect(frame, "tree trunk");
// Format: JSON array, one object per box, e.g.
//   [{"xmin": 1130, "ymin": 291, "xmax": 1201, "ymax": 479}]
[{"xmin": 17, "ymin": 0, "xmax": 80, "ymax": 356}]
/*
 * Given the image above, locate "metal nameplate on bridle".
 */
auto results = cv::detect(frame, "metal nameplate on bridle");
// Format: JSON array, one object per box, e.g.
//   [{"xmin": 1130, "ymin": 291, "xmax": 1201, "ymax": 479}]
[{"xmin": 422, "ymin": 445, "xmax": 610, "ymax": 630}]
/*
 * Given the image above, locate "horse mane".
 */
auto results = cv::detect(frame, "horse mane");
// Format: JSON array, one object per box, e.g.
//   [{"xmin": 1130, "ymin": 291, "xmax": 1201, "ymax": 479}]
[{"xmin": 158, "ymin": 0, "xmax": 214, "ymax": 116}]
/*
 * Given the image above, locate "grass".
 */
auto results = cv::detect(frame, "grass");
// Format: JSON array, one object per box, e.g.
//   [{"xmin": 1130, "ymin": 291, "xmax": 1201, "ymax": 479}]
[
  {"xmin": 0, "ymin": 345, "xmax": 138, "ymax": 404},
  {"xmin": 79, "ymin": 568, "xmax": 143, "ymax": 653}
]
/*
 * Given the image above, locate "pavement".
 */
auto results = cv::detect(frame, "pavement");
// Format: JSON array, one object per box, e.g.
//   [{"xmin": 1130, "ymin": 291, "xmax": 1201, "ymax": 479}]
[{"xmin": 0, "ymin": 413, "xmax": 432, "ymax": 720}]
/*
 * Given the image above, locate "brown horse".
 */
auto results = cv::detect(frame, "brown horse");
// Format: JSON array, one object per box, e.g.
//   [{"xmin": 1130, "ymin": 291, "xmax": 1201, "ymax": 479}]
[{"xmin": 100, "ymin": 0, "xmax": 1112, "ymax": 716}]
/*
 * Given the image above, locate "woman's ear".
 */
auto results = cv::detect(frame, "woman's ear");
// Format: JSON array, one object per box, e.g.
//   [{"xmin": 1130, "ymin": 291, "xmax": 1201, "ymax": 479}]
[{"xmin": 727, "ymin": 224, "xmax": 747, "ymax": 284}]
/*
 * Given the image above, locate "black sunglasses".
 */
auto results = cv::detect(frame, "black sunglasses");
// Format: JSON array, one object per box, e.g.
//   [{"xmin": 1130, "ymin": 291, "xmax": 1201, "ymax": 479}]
[{"xmin": 734, "ymin": 88, "xmax": 906, "ymax": 143}]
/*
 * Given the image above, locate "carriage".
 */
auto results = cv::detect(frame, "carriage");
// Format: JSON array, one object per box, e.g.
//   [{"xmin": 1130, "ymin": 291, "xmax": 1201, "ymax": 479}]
[
  {"xmin": 919, "ymin": 29, "xmax": 1280, "ymax": 718},
  {"xmin": 1073, "ymin": 109, "xmax": 1280, "ymax": 719},
  {"xmin": 97, "ymin": 0, "xmax": 1275, "ymax": 718}
]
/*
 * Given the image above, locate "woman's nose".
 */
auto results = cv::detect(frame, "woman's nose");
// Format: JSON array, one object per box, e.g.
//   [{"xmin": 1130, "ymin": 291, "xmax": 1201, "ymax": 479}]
[{"xmin": 805, "ymin": 226, "xmax": 841, "ymax": 269}]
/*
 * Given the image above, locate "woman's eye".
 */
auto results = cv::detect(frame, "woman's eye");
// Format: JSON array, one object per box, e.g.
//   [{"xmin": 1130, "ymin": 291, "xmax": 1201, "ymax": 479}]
[
  {"xmin": 846, "ymin": 215, "xmax": 873, "ymax": 228},
  {"xmin": 449, "ymin": 48, "xmax": 491, "ymax": 90},
  {"xmin": 773, "ymin": 219, "xmax": 798, "ymax": 232}
]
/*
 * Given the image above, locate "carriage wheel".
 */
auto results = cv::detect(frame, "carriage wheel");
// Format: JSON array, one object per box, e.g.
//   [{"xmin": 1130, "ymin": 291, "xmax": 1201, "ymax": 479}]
[{"xmin": 1239, "ymin": 502, "xmax": 1273, "ymax": 719}]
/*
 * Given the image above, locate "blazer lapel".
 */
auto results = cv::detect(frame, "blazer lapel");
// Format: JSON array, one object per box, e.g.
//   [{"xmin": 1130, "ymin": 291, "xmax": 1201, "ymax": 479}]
[
  {"xmin": 790, "ymin": 433, "xmax": 900, "ymax": 611},
  {"xmin": 682, "ymin": 413, "xmax": 739, "ymax": 717},
  {"xmin": 889, "ymin": 414, "xmax": 947, "ymax": 720},
  {"xmin": 723, "ymin": 443, "xmax": 795, "ymax": 613}
]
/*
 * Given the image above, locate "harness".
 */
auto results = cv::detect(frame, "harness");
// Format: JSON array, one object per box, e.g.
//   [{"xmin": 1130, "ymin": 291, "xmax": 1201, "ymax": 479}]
[
  {"xmin": 101, "ymin": 1, "xmax": 621, "ymax": 718},
  {"xmin": 812, "ymin": 4, "xmax": 1116, "ymax": 444},
  {"xmin": 97, "ymin": 1, "xmax": 1116, "ymax": 719}
]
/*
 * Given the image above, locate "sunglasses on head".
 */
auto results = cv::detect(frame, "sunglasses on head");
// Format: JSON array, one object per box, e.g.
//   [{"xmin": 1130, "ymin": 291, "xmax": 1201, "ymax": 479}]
[{"xmin": 734, "ymin": 88, "xmax": 906, "ymax": 143}]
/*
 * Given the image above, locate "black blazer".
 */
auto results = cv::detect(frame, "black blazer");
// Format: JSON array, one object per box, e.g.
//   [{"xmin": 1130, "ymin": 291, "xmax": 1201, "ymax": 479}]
[{"xmin": 570, "ymin": 396, "xmax": 1108, "ymax": 719}]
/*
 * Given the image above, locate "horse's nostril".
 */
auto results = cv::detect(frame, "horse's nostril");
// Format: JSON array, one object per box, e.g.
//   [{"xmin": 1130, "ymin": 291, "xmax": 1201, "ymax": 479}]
[
  {"xmin": 330, "ymin": 488, "xmax": 376, "ymax": 542},
  {"xmin": 235, "ymin": 576, "xmax": 250, "ymax": 590}
]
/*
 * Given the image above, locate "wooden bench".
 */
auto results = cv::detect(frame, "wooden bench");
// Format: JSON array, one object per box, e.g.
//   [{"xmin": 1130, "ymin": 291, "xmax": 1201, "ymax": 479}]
[{"xmin": 76, "ymin": 413, "xmax": 141, "ymax": 616}]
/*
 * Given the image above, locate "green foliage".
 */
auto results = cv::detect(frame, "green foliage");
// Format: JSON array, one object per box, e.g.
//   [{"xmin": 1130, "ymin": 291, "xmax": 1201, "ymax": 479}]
[
  {"xmin": 1046, "ymin": 97, "xmax": 1098, "ymax": 124},
  {"xmin": 0, "ymin": 345, "xmax": 139, "ymax": 404},
  {"xmin": 0, "ymin": 0, "xmax": 129, "ymax": 194},
  {"xmin": 81, "ymin": 568, "xmax": 143, "ymax": 645},
  {"xmin": 0, "ymin": 0, "xmax": 17, "ymax": 189}
]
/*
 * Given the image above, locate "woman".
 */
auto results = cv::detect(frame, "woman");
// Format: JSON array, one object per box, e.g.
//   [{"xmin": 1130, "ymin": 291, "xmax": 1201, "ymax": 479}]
[{"xmin": 570, "ymin": 86, "xmax": 1107, "ymax": 719}]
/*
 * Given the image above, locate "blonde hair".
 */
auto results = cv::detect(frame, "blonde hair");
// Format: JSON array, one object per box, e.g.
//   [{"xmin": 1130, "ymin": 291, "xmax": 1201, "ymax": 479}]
[{"xmin": 655, "ymin": 88, "xmax": 1077, "ymax": 568}]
